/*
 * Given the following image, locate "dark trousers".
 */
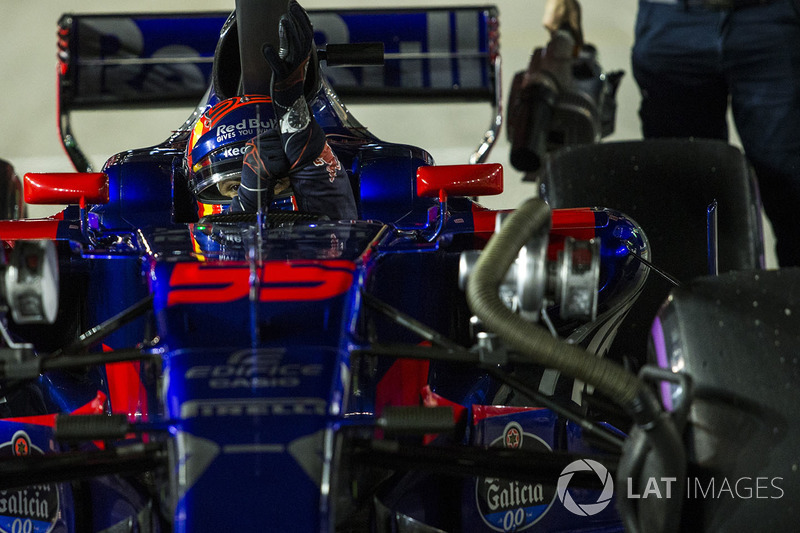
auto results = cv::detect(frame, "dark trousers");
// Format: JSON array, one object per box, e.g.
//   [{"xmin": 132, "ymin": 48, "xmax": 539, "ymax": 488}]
[{"xmin": 632, "ymin": 0, "xmax": 800, "ymax": 266}]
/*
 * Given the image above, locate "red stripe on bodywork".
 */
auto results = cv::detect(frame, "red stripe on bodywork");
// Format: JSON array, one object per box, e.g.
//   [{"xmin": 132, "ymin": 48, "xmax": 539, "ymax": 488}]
[
  {"xmin": 551, "ymin": 208, "xmax": 597, "ymax": 240},
  {"xmin": 105, "ymin": 345, "xmax": 148, "ymax": 420},
  {"xmin": 0, "ymin": 219, "xmax": 59, "ymax": 241},
  {"xmin": 471, "ymin": 206, "xmax": 596, "ymax": 245},
  {"xmin": 471, "ymin": 205, "xmax": 512, "ymax": 245},
  {"xmin": 1, "ymin": 391, "xmax": 107, "ymax": 427},
  {"xmin": 421, "ymin": 386, "xmax": 467, "ymax": 422},
  {"xmin": 472, "ymin": 404, "xmax": 545, "ymax": 423},
  {"xmin": 420, "ymin": 386, "xmax": 468, "ymax": 445},
  {"xmin": 548, "ymin": 208, "xmax": 598, "ymax": 261},
  {"xmin": 472, "ymin": 205, "xmax": 498, "ymax": 234},
  {"xmin": 376, "ymin": 359, "xmax": 431, "ymax": 413},
  {"xmin": 167, "ymin": 260, "xmax": 356, "ymax": 306}
]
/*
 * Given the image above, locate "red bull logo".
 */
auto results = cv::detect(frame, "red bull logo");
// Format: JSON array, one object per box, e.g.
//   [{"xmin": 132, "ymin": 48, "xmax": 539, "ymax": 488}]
[{"xmin": 187, "ymin": 95, "xmax": 274, "ymax": 170}]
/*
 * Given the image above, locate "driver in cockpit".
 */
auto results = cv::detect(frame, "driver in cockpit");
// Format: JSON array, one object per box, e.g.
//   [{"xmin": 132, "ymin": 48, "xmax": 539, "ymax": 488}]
[
  {"xmin": 230, "ymin": 1, "xmax": 357, "ymax": 220},
  {"xmin": 188, "ymin": 0, "xmax": 357, "ymax": 221}
]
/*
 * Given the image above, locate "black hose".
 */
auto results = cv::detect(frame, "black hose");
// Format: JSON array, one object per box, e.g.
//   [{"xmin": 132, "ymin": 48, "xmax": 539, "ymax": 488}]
[
  {"xmin": 615, "ymin": 426, "xmax": 650, "ymax": 533},
  {"xmin": 465, "ymin": 197, "xmax": 644, "ymax": 408},
  {"xmin": 465, "ymin": 197, "xmax": 686, "ymax": 532},
  {"xmin": 616, "ymin": 396, "xmax": 686, "ymax": 533}
]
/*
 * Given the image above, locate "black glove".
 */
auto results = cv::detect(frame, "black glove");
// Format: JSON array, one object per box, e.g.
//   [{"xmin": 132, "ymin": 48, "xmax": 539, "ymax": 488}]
[
  {"xmin": 244, "ymin": 0, "xmax": 358, "ymax": 221},
  {"xmin": 263, "ymin": 0, "xmax": 314, "ymax": 131},
  {"xmin": 261, "ymin": 0, "xmax": 327, "ymax": 175},
  {"xmin": 229, "ymin": 130, "xmax": 290, "ymax": 212}
]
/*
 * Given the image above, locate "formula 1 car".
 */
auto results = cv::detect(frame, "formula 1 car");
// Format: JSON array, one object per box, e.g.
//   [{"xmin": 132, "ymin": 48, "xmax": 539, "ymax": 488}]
[{"xmin": 0, "ymin": 2, "xmax": 797, "ymax": 533}]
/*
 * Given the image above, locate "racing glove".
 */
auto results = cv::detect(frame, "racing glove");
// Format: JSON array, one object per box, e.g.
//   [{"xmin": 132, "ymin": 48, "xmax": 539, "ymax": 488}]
[
  {"xmin": 263, "ymin": 0, "xmax": 314, "ymax": 133},
  {"xmin": 259, "ymin": 0, "xmax": 358, "ymax": 220},
  {"xmin": 229, "ymin": 130, "xmax": 290, "ymax": 212}
]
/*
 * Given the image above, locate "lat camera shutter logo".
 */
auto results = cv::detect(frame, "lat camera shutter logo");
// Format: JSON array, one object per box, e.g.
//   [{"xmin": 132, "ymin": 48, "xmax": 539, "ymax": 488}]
[{"xmin": 557, "ymin": 459, "xmax": 614, "ymax": 516}]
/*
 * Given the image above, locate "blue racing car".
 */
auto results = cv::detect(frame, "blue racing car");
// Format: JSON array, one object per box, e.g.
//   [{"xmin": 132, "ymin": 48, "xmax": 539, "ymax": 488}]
[{"xmin": 2, "ymin": 2, "xmax": 795, "ymax": 532}]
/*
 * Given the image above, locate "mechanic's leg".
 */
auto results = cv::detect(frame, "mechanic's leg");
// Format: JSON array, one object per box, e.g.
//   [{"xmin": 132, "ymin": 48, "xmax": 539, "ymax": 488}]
[
  {"xmin": 724, "ymin": 1, "xmax": 800, "ymax": 266},
  {"xmin": 632, "ymin": 1, "xmax": 729, "ymax": 139}
]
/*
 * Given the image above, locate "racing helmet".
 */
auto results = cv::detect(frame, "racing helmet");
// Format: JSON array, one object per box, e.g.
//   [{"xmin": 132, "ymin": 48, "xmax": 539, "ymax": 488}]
[{"xmin": 186, "ymin": 95, "xmax": 277, "ymax": 204}]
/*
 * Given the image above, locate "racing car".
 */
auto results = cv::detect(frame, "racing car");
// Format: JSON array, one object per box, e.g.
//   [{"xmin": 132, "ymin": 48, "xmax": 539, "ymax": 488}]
[{"xmin": 1, "ymin": 1, "xmax": 797, "ymax": 532}]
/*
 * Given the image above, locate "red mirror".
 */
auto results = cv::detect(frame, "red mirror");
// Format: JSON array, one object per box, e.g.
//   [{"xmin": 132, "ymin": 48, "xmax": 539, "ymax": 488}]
[
  {"xmin": 416, "ymin": 164, "xmax": 503, "ymax": 198},
  {"xmin": 24, "ymin": 172, "xmax": 109, "ymax": 206}
]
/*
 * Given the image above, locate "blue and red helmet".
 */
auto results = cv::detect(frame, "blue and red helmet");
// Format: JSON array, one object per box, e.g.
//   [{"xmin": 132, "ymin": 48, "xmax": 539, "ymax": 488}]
[{"xmin": 186, "ymin": 95, "xmax": 277, "ymax": 204}]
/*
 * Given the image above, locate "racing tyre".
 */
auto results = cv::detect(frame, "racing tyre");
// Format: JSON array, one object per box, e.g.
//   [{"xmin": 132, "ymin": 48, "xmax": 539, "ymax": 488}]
[{"xmin": 538, "ymin": 138, "xmax": 764, "ymax": 368}]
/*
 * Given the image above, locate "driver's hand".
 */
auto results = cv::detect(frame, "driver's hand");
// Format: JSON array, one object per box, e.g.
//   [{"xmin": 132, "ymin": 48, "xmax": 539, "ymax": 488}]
[
  {"xmin": 229, "ymin": 130, "xmax": 290, "ymax": 212},
  {"xmin": 262, "ymin": 0, "xmax": 314, "ymax": 133},
  {"xmin": 542, "ymin": 0, "xmax": 584, "ymax": 48}
]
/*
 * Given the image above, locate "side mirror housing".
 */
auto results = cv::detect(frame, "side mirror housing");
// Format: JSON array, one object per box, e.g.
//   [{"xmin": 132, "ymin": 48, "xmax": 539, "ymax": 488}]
[
  {"xmin": 24, "ymin": 172, "xmax": 109, "ymax": 207},
  {"xmin": 416, "ymin": 164, "xmax": 503, "ymax": 198}
]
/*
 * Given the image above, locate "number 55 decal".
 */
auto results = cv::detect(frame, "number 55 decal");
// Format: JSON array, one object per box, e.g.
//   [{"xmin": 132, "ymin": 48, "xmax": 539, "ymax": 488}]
[{"xmin": 167, "ymin": 260, "xmax": 356, "ymax": 306}]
